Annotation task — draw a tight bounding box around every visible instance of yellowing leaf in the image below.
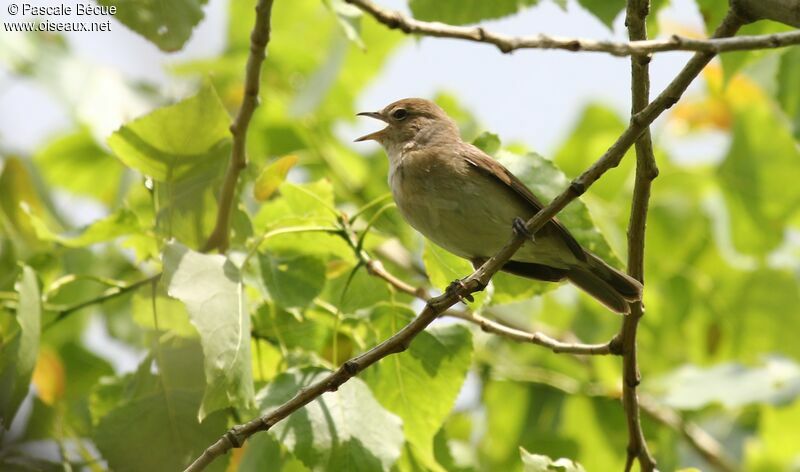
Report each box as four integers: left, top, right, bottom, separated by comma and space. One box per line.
253, 155, 299, 201
31, 347, 65, 405
669, 65, 764, 132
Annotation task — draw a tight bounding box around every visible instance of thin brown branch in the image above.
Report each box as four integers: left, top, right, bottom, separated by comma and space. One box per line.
446, 310, 614, 355
43, 274, 159, 330
185, 8, 747, 471
344, 0, 797, 57
203, 0, 276, 253
620, 0, 658, 470
639, 396, 737, 472
337, 214, 430, 299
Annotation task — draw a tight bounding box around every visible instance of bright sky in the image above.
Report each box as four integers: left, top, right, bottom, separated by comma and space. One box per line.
1, 0, 707, 156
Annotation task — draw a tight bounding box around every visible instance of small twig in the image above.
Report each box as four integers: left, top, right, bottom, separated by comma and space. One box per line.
639, 396, 737, 472
337, 214, 429, 299
446, 310, 613, 355
344, 0, 798, 57
203, 0, 276, 253
43, 275, 159, 330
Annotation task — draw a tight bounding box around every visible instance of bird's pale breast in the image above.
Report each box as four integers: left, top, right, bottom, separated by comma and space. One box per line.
389, 148, 574, 268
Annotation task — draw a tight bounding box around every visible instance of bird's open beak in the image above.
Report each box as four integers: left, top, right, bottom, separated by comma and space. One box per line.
355, 111, 388, 142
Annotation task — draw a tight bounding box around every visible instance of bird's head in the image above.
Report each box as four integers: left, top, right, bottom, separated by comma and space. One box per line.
355, 98, 460, 149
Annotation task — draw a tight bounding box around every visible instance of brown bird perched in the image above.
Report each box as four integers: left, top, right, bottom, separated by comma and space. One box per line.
355, 98, 642, 314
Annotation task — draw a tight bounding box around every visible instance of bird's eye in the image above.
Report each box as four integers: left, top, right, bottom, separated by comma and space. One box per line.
391, 108, 408, 120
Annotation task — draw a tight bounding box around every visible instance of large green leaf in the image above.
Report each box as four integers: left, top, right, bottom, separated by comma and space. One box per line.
163, 243, 255, 419
362, 305, 472, 464
108, 82, 229, 182
91, 339, 228, 472
257, 367, 404, 471
108, 82, 231, 248
409, 0, 540, 25
0, 266, 40, 428
98, 0, 209, 52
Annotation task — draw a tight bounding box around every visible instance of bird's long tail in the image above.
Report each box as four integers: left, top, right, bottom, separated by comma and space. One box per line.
566, 252, 642, 314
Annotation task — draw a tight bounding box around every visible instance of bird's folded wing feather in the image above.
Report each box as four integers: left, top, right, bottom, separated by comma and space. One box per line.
459, 144, 586, 262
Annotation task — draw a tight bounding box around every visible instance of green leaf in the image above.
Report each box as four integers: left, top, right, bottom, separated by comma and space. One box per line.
777, 48, 800, 140
259, 252, 327, 310
131, 285, 197, 338
717, 97, 800, 255
254, 180, 338, 232
0, 158, 48, 254
576, 0, 624, 28
746, 400, 800, 469
409, 0, 540, 25
254, 304, 329, 352
472, 132, 501, 155
650, 357, 800, 410
108, 81, 231, 248
254, 155, 300, 201
0, 266, 40, 428
163, 242, 255, 419
91, 339, 228, 472
33, 129, 125, 204
97, 0, 209, 52
520, 447, 586, 472
27, 208, 141, 248
257, 367, 404, 471
423, 242, 487, 307
108, 81, 230, 182
362, 305, 473, 465
496, 150, 621, 266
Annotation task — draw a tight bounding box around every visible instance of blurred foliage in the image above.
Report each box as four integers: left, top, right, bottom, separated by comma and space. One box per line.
1, 0, 800, 471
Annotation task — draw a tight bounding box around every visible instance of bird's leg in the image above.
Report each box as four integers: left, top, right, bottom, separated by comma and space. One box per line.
445, 279, 475, 303
513, 217, 535, 242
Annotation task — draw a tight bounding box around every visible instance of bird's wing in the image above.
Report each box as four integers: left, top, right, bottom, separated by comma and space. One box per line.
459, 144, 586, 262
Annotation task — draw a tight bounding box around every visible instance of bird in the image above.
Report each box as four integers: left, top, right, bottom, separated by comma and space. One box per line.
355, 98, 642, 314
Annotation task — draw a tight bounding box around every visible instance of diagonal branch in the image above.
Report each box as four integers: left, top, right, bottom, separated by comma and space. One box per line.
203, 0, 276, 253
185, 8, 747, 472
619, 0, 659, 470
337, 214, 612, 354
344, 0, 800, 57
